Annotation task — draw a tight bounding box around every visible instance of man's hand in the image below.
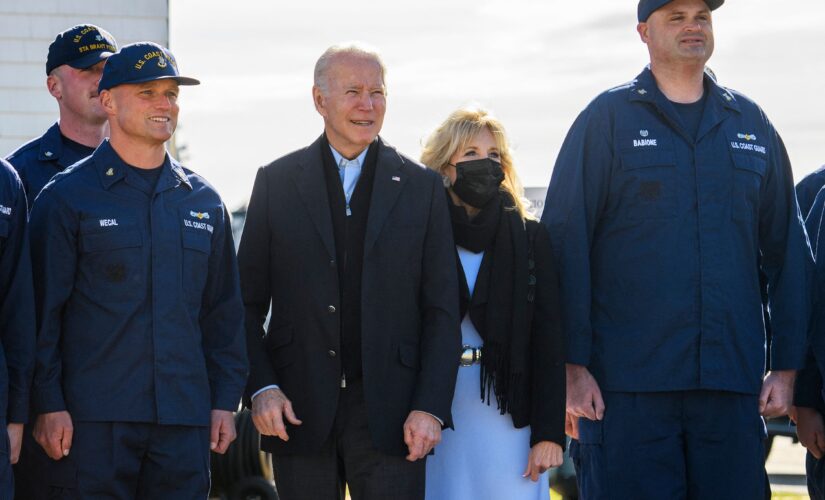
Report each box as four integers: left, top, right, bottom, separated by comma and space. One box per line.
7, 423, 23, 464
566, 364, 605, 421
250, 388, 302, 441
565, 412, 580, 439
210, 410, 237, 454
33, 411, 73, 460
523, 441, 563, 481
403, 411, 441, 462
795, 406, 825, 459
759, 370, 796, 418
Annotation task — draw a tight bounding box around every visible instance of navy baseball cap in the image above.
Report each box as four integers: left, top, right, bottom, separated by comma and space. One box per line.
638, 0, 724, 22
46, 24, 117, 75
98, 42, 200, 92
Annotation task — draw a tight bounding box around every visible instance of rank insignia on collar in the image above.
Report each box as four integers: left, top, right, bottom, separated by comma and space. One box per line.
637, 89, 647, 95
172, 164, 186, 179
105, 168, 114, 176
44, 151, 53, 157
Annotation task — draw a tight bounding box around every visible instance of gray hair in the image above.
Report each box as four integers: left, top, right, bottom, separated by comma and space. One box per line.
313, 42, 387, 94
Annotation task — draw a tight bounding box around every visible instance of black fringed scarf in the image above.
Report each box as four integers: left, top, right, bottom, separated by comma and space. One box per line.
449, 190, 532, 416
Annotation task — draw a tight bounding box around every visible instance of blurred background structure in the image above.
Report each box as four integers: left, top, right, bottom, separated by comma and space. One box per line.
0, 0, 169, 156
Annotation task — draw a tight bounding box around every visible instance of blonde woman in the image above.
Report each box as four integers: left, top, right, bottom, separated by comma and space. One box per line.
421, 107, 565, 500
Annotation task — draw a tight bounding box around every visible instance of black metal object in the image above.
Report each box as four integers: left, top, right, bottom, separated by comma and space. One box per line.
210, 409, 278, 500
765, 415, 797, 458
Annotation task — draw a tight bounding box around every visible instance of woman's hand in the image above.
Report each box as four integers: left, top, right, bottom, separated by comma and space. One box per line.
523, 440, 563, 481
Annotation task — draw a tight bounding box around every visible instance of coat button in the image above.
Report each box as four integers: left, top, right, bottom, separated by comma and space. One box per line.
329, 259, 336, 267
328, 305, 336, 313
328, 350, 337, 357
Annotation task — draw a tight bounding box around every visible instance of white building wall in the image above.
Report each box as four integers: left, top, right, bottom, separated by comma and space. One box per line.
0, 0, 168, 156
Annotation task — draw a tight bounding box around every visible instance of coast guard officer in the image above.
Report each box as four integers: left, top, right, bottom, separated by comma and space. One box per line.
6, 24, 117, 500
6, 24, 117, 206
542, 0, 810, 498
29, 42, 248, 498
793, 178, 825, 500
0, 159, 36, 497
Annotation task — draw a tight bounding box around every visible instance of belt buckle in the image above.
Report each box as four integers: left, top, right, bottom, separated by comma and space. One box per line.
460, 345, 481, 366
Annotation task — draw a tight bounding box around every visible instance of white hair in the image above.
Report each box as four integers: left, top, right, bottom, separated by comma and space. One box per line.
313, 42, 387, 94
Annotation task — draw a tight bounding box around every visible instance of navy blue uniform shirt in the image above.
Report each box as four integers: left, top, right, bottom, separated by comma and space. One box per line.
6, 123, 95, 208
0, 159, 35, 424
795, 183, 825, 411
792, 171, 825, 411
29, 140, 248, 425
542, 67, 810, 395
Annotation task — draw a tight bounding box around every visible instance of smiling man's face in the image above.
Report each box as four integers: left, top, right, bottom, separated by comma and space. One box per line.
313, 53, 386, 159
104, 79, 180, 146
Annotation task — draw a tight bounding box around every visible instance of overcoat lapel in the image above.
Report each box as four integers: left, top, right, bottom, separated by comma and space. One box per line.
292, 136, 336, 259
365, 138, 408, 252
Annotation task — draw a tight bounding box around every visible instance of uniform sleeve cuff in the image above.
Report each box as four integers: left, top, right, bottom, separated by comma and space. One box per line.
566, 346, 591, 366
6, 394, 29, 424
33, 386, 66, 415
770, 348, 807, 371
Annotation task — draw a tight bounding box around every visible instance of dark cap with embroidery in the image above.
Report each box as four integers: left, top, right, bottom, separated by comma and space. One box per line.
638, 0, 724, 22
46, 24, 117, 75
98, 42, 200, 92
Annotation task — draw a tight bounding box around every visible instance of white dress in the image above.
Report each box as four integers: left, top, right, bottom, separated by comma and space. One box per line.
425, 247, 549, 500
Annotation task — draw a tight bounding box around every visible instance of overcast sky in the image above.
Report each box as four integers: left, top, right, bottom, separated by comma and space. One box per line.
168, 0, 825, 210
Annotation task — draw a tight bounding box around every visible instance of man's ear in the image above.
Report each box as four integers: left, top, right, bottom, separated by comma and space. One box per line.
100, 89, 115, 116
312, 85, 327, 117
47, 73, 61, 99
637, 22, 649, 43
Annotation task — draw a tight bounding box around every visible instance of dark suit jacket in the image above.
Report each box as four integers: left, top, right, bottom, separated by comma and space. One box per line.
238, 135, 461, 456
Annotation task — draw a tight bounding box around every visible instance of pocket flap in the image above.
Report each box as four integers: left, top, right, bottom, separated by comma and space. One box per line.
265, 324, 294, 350
80, 216, 140, 252
182, 229, 211, 254
398, 342, 419, 369
620, 149, 676, 171
81, 229, 141, 252
731, 153, 767, 177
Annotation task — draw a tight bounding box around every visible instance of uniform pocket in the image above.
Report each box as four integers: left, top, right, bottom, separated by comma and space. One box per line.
577, 417, 604, 444
265, 324, 295, 369
181, 228, 211, 304
618, 149, 678, 220
398, 342, 420, 370
78, 216, 143, 301
730, 152, 767, 223
573, 418, 607, 499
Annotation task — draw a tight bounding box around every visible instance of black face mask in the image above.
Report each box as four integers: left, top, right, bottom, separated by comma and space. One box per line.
451, 158, 505, 208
